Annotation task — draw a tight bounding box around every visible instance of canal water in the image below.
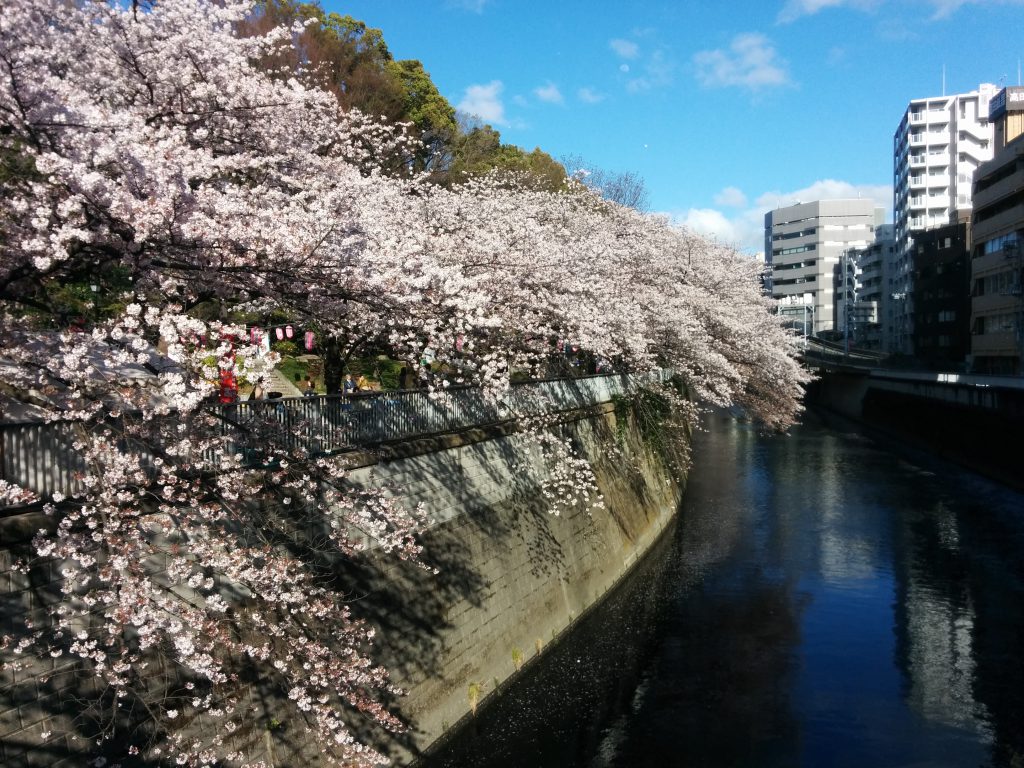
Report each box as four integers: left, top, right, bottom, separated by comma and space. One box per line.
422, 409, 1024, 768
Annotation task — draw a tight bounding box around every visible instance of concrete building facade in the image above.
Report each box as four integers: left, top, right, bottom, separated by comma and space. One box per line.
846, 224, 895, 351
765, 199, 884, 338
912, 220, 972, 369
970, 86, 1024, 374
891, 83, 999, 354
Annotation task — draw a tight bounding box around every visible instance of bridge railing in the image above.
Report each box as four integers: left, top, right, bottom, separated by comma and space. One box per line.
2, 371, 669, 508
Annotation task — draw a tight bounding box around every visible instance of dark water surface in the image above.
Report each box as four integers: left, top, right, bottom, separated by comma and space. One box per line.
422, 410, 1024, 768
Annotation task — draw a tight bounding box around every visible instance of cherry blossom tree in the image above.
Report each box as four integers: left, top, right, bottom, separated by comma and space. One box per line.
0, 0, 809, 765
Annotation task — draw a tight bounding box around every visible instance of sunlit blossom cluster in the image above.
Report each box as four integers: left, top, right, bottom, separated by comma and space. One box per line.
0, 0, 810, 765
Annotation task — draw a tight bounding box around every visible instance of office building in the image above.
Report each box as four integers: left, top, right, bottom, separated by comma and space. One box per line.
765, 200, 884, 338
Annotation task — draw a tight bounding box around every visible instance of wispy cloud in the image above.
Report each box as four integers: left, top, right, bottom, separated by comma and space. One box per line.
457, 80, 506, 125
534, 82, 564, 104
693, 33, 791, 91
876, 17, 918, 39
777, 0, 1023, 23
826, 46, 848, 66
626, 49, 675, 93
777, 0, 880, 23
671, 179, 892, 253
926, 0, 1024, 18
577, 86, 605, 104
444, 0, 489, 12
609, 38, 640, 59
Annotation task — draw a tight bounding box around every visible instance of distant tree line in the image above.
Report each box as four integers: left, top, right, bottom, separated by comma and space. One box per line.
241, 0, 642, 199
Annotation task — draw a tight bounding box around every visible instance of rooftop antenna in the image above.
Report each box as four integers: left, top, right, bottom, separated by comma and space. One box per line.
1018, 58, 1021, 85
942, 64, 946, 96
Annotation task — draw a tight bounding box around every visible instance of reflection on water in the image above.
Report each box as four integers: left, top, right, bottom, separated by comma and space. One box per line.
422, 410, 1024, 768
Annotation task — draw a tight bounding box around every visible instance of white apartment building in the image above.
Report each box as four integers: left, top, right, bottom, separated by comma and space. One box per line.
891, 83, 999, 354
764, 200, 885, 338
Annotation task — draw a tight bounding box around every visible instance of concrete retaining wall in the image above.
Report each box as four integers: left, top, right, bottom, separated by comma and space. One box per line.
0, 399, 687, 766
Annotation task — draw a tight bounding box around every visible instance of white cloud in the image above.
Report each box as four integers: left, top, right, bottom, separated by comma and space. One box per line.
673, 205, 774, 255
534, 82, 564, 104
714, 186, 748, 208
609, 38, 640, 59
676, 208, 750, 247
693, 33, 791, 91
670, 179, 892, 254
755, 179, 892, 212
577, 87, 605, 104
457, 80, 506, 125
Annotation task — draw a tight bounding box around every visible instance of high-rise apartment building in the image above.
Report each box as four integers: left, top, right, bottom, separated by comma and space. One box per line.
891, 83, 999, 354
764, 200, 884, 338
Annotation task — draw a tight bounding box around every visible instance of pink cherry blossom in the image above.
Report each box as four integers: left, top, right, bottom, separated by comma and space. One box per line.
0, 0, 809, 765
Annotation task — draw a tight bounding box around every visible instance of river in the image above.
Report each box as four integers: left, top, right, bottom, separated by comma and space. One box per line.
421, 409, 1024, 768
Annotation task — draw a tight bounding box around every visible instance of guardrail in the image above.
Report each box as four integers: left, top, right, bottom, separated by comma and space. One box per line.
2, 371, 668, 508
801, 339, 889, 368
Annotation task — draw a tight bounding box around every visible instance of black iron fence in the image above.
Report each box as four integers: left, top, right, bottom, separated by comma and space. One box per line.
2, 372, 668, 508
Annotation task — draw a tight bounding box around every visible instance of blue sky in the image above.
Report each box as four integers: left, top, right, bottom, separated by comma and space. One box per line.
324, 0, 1024, 253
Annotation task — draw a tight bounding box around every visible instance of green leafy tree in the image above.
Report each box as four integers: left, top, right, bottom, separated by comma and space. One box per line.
387, 59, 458, 172
449, 116, 566, 191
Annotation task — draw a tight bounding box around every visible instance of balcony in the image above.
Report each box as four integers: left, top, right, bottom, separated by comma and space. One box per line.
971, 330, 1019, 356
973, 163, 1024, 211
972, 292, 1021, 314
909, 176, 926, 189
957, 143, 993, 165
974, 203, 1024, 239
970, 247, 1019, 278
957, 121, 990, 143
909, 155, 926, 168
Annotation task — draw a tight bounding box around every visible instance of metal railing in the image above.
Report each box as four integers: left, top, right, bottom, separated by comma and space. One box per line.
2, 372, 667, 508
